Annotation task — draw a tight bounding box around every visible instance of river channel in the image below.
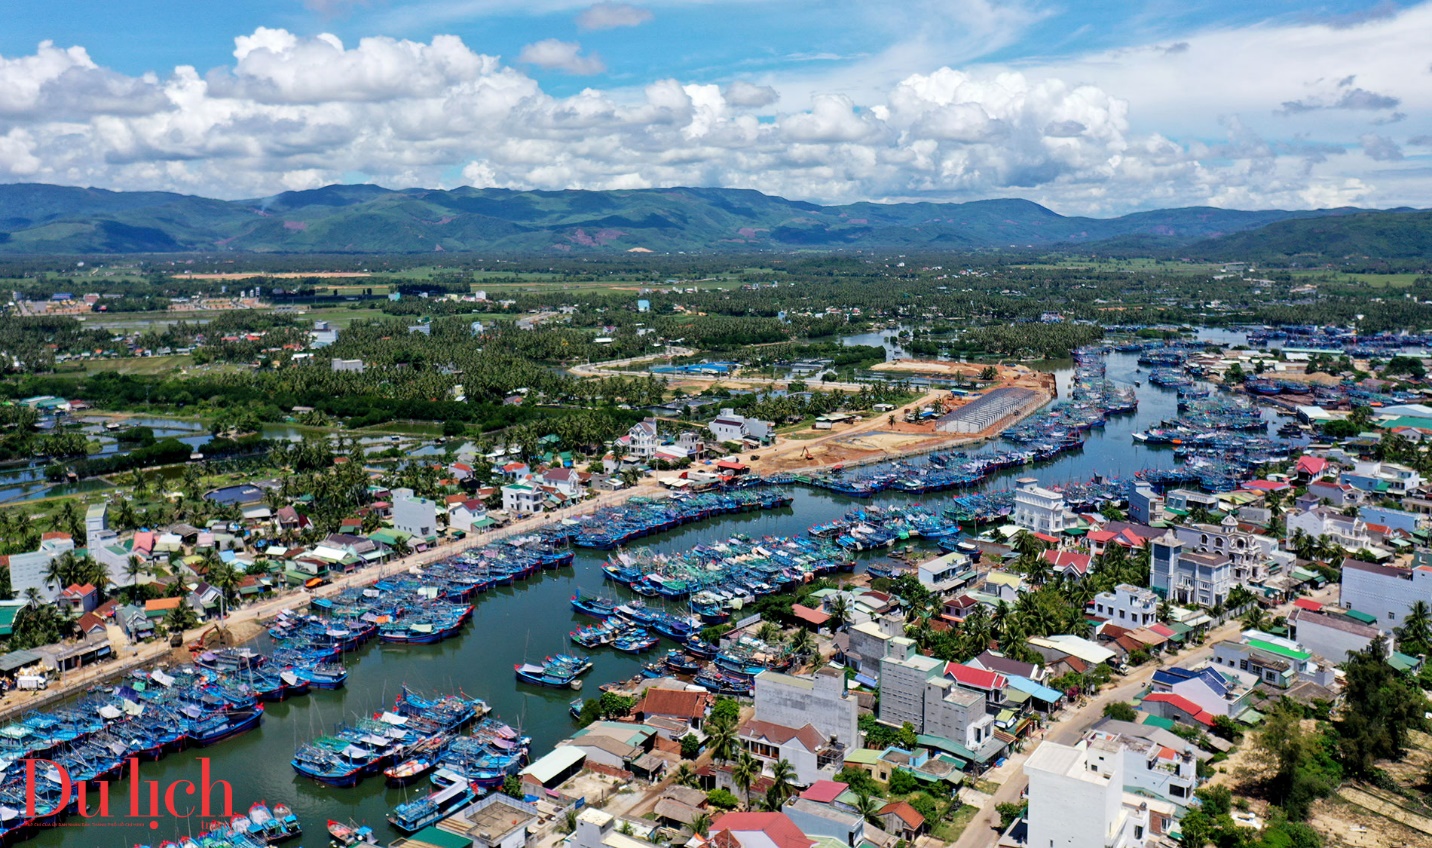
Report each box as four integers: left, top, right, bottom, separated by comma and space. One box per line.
31, 336, 1261, 846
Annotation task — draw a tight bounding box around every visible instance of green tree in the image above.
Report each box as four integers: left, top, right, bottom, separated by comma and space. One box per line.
733, 751, 759, 808
706, 713, 738, 764
1335, 641, 1428, 779
853, 793, 884, 827
1102, 702, 1139, 722
767, 759, 796, 808
680, 735, 701, 759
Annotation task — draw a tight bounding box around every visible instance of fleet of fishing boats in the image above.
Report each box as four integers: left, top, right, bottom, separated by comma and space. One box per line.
35, 335, 1344, 846
0, 634, 354, 845
131, 800, 301, 848
288, 685, 529, 834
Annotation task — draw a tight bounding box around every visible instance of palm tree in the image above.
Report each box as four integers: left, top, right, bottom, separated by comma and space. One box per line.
690, 813, 712, 838
1241, 606, 1268, 632
827, 594, 850, 631
124, 555, 146, 600
706, 715, 738, 765
732, 751, 759, 809
789, 628, 815, 662
1398, 601, 1432, 654
852, 792, 883, 827
768, 759, 796, 808
23, 587, 43, 608
1025, 554, 1052, 587
673, 763, 699, 788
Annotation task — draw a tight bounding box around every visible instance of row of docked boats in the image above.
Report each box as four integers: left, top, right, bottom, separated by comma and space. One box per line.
599, 533, 853, 608
514, 653, 594, 689
290, 686, 487, 788
569, 593, 789, 696
387, 717, 529, 833
809, 503, 960, 550
129, 800, 300, 848
286, 685, 530, 835
547, 485, 796, 549
0, 640, 355, 845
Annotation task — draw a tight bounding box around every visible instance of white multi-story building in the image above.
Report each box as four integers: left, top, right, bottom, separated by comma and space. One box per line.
1340, 559, 1432, 628
622, 419, 660, 459
1013, 478, 1070, 535
1151, 531, 1233, 608
916, 551, 973, 595
708, 409, 774, 444
753, 668, 859, 750
1085, 729, 1200, 806
391, 488, 438, 539
2, 533, 76, 601
1025, 739, 1148, 848
1174, 515, 1275, 584
502, 481, 544, 515
1285, 507, 1370, 552
1093, 584, 1159, 628
1341, 461, 1422, 497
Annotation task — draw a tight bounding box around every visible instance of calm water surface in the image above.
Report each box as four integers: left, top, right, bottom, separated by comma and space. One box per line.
35, 341, 1253, 846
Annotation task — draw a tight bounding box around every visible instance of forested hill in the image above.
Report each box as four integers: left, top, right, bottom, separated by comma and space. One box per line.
0, 182, 1402, 255
1179, 209, 1432, 265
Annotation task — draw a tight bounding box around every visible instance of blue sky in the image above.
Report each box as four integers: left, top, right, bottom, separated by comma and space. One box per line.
0, 0, 1427, 212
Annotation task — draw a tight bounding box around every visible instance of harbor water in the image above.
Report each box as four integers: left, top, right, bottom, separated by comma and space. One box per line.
31, 342, 1244, 846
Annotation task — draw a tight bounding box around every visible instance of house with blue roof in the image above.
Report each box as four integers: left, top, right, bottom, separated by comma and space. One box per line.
1149, 665, 1254, 719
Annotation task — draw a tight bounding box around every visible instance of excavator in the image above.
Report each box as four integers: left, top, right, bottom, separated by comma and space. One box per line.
185, 622, 233, 651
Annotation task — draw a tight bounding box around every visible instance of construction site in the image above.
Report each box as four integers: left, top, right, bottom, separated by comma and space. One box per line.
744, 362, 1056, 475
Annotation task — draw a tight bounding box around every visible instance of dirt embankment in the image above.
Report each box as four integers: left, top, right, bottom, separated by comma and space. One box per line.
746, 364, 1055, 474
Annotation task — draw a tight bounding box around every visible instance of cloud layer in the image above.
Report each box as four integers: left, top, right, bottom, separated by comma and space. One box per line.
0, 2, 1428, 214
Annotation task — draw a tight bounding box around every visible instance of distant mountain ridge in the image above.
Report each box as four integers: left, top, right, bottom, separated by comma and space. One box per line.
0, 182, 1410, 255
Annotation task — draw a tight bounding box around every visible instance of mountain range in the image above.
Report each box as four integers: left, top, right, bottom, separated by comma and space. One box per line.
0, 182, 1420, 258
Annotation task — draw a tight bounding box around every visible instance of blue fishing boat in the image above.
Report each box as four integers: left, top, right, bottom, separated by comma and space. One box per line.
571, 592, 617, 618
387, 779, 475, 833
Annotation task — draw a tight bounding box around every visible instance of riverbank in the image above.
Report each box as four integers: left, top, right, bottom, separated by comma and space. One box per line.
0, 482, 646, 722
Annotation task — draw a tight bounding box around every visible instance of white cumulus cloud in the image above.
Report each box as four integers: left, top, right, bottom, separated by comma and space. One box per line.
516, 39, 605, 75
0, 19, 1427, 214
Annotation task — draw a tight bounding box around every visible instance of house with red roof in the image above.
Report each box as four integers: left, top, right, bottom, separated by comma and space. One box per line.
1140, 692, 1216, 727
1294, 455, 1330, 481
1042, 549, 1091, 579
708, 812, 815, 848
877, 801, 926, 840
941, 662, 1008, 706
75, 611, 107, 638
633, 688, 712, 734
739, 719, 844, 786
796, 780, 847, 805
58, 583, 98, 614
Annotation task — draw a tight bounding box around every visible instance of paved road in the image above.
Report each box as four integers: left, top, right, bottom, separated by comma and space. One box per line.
951, 585, 1342, 848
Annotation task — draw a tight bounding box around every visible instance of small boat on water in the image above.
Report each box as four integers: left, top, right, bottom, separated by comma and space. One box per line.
247, 801, 302, 843
384, 756, 435, 786
514, 661, 583, 689
571, 592, 617, 619
328, 819, 380, 846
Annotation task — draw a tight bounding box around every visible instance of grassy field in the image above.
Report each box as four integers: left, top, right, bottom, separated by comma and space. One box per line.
1288, 271, 1422, 288
54, 354, 198, 376
1013, 258, 1225, 275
